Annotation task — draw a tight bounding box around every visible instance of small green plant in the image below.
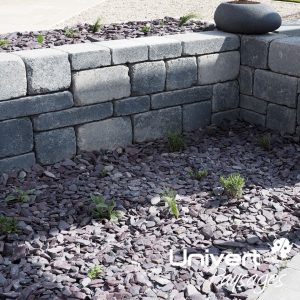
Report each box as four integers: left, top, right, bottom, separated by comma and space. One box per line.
189, 169, 208, 181
99, 170, 109, 178
168, 132, 185, 152
220, 173, 245, 198
64, 28, 76, 38
91, 195, 124, 222
179, 13, 198, 27
161, 190, 179, 219
0, 216, 18, 234
0, 39, 9, 47
87, 265, 103, 279
258, 134, 272, 151
141, 24, 151, 34
90, 17, 102, 33
36, 34, 44, 44
5, 188, 34, 203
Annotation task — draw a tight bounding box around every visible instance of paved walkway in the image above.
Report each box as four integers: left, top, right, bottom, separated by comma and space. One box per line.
259, 253, 300, 300
1, 0, 300, 34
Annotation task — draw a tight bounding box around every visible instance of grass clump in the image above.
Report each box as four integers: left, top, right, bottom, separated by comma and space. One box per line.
36, 34, 44, 44
141, 24, 151, 34
161, 190, 179, 219
0, 39, 9, 47
179, 13, 198, 26
220, 173, 245, 198
99, 170, 109, 178
189, 169, 208, 181
64, 28, 76, 38
90, 17, 102, 33
168, 132, 185, 152
88, 265, 103, 279
91, 195, 124, 222
258, 133, 272, 151
0, 216, 18, 234
6, 188, 34, 203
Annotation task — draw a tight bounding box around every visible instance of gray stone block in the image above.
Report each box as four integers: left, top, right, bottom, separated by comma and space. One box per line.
0, 91, 73, 121
296, 126, 300, 136
253, 70, 298, 108
212, 109, 240, 125
241, 34, 285, 69
136, 36, 182, 60
170, 31, 239, 56
16, 49, 71, 95
133, 107, 182, 143
166, 57, 197, 91
239, 66, 254, 95
297, 96, 300, 125
298, 79, 300, 93
0, 118, 33, 158
269, 37, 300, 77
35, 128, 76, 165
0, 53, 27, 101
0, 153, 35, 174
33, 102, 113, 131
240, 109, 266, 127
212, 81, 239, 112
151, 86, 212, 109
183, 101, 211, 132
55, 43, 111, 70
198, 51, 240, 85
99, 39, 148, 64
114, 96, 150, 116
266, 104, 296, 134
73, 66, 131, 106
130, 61, 166, 95
77, 117, 132, 151
240, 94, 267, 114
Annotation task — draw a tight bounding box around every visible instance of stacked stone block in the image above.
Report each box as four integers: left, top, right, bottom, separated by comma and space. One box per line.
0, 31, 241, 173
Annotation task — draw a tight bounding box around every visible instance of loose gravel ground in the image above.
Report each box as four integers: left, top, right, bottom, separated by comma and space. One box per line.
0, 122, 299, 299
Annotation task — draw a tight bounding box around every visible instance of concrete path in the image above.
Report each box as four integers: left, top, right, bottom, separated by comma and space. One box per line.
259, 254, 300, 300
0, 0, 104, 33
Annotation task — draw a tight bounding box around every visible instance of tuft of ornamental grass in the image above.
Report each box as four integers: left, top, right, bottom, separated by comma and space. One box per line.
141, 23, 151, 34
168, 132, 185, 152
0, 39, 9, 47
179, 13, 198, 27
90, 17, 102, 33
36, 34, 44, 44
189, 169, 208, 181
64, 28, 76, 38
220, 173, 245, 198
0, 216, 18, 234
6, 188, 34, 203
258, 133, 272, 151
161, 190, 179, 219
87, 265, 103, 279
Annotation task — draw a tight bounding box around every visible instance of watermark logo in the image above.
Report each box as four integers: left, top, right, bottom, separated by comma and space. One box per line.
271, 238, 292, 259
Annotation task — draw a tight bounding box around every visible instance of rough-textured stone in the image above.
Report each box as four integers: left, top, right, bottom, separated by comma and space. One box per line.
212, 81, 239, 112
212, 109, 240, 125
136, 36, 182, 60
114, 96, 150, 116
170, 31, 240, 55
133, 107, 182, 143
198, 51, 240, 85
151, 86, 212, 109
0, 153, 35, 174
253, 70, 298, 108
73, 66, 131, 105
241, 34, 285, 69
56, 43, 111, 70
298, 96, 300, 125
166, 57, 197, 90
269, 37, 300, 77
0, 118, 33, 158
266, 104, 296, 134
35, 128, 76, 165
0, 91, 73, 121
33, 102, 112, 131
0, 53, 27, 101
183, 101, 211, 131
99, 39, 148, 64
240, 94, 267, 114
77, 117, 132, 151
16, 49, 71, 95
130, 61, 166, 95
239, 66, 254, 95
240, 109, 266, 127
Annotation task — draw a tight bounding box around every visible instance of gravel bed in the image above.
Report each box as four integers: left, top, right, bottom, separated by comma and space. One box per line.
0, 122, 299, 300
0, 17, 214, 53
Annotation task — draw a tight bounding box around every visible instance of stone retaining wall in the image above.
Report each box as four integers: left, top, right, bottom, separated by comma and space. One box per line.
1, 30, 300, 173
